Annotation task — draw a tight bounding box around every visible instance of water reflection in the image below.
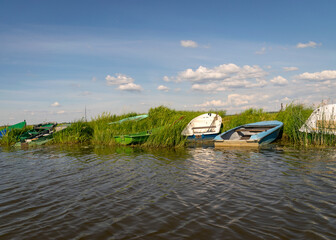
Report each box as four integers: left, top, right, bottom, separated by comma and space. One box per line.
0, 144, 335, 239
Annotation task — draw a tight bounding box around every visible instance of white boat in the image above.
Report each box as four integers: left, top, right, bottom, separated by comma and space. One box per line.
181, 113, 222, 140
299, 104, 336, 135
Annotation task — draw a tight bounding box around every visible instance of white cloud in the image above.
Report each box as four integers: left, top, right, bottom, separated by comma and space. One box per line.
192, 83, 226, 92
175, 64, 266, 91
296, 70, 336, 81
296, 41, 321, 48
106, 74, 134, 85
51, 101, 60, 107
157, 85, 169, 92
196, 99, 227, 107
270, 76, 288, 86
106, 73, 143, 92
164, 63, 268, 92
117, 82, 143, 92
196, 94, 270, 108
180, 40, 198, 48
283, 67, 298, 72
57, 110, 65, 114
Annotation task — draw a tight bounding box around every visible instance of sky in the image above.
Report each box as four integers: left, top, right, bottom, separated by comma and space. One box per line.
1, 0, 336, 124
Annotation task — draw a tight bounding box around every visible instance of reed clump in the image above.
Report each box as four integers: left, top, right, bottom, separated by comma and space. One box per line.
53, 121, 93, 144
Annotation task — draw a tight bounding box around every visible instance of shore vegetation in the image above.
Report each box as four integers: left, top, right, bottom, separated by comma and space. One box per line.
1, 104, 336, 148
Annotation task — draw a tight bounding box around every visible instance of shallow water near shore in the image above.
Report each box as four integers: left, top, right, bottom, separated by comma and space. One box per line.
0, 144, 335, 239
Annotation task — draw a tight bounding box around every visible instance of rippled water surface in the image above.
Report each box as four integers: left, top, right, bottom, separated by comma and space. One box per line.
0, 145, 335, 239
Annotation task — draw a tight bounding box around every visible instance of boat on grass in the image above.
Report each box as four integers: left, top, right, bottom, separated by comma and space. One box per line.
299, 104, 336, 135
109, 114, 148, 124
214, 120, 283, 147
0, 120, 26, 138
114, 128, 160, 145
15, 122, 57, 147
181, 113, 222, 141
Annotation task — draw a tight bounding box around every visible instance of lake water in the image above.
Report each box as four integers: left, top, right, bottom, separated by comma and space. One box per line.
0, 144, 335, 239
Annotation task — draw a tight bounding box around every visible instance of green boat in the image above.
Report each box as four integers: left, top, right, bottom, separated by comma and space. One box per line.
114, 128, 161, 145
15, 122, 56, 147
114, 130, 151, 145
109, 114, 148, 124
0, 120, 26, 138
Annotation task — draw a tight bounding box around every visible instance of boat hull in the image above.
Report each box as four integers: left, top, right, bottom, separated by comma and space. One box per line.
187, 133, 218, 141
114, 134, 150, 145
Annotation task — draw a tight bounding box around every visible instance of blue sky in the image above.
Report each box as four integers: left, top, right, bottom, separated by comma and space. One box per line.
1, 0, 336, 124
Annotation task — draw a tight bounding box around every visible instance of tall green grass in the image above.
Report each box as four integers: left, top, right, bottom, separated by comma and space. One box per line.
52, 121, 93, 144
2, 104, 336, 148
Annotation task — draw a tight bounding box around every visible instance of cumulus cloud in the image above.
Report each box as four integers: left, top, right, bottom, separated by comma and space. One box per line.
196, 99, 227, 107
57, 110, 65, 114
51, 102, 60, 107
180, 40, 198, 48
164, 64, 267, 83
157, 85, 169, 92
106, 74, 134, 85
283, 67, 298, 72
270, 76, 288, 86
163, 63, 268, 92
296, 41, 321, 48
196, 94, 270, 108
163, 63, 268, 91
117, 82, 143, 92
296, 70, 336, 81
106, 73, 143, 92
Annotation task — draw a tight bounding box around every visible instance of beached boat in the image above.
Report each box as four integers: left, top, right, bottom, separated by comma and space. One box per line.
114, 130, 151, 145
299, 104, 336, 135
15, 122, 57, 147
214, 120, 283, 147
114, 128, 160, 145
181, 113, 222, 140
0, 120, 26, 138
109, 114, 148, 124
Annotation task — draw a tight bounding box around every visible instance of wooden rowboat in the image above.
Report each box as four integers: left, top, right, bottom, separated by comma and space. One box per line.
214, 121, 283, 147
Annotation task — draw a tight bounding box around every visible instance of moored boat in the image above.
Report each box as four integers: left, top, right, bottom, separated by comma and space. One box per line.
214, 120, 283, 147
0, 120, 26, 138
181, 113, 222, 140
114, 128, 161, 145
114, 130, 151, 145
109, 114, 148, 124
299, 104, 336, 135
15, 122, 57, 147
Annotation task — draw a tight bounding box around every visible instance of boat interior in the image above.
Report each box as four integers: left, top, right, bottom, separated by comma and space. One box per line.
221, 125, 276, 140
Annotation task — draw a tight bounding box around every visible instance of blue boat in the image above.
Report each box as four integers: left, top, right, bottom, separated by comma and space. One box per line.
214, 120, 283, 147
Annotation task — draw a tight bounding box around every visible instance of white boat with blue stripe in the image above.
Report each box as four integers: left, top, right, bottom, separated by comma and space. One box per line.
182, 113, 222, 141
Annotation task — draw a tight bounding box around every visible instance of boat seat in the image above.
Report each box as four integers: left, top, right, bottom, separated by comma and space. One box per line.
192, 126, 216, 129
236, 128, 267, 132
240, 136, 251, 140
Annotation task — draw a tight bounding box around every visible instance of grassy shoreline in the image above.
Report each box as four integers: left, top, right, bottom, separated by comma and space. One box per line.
1, 104, 336, 148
